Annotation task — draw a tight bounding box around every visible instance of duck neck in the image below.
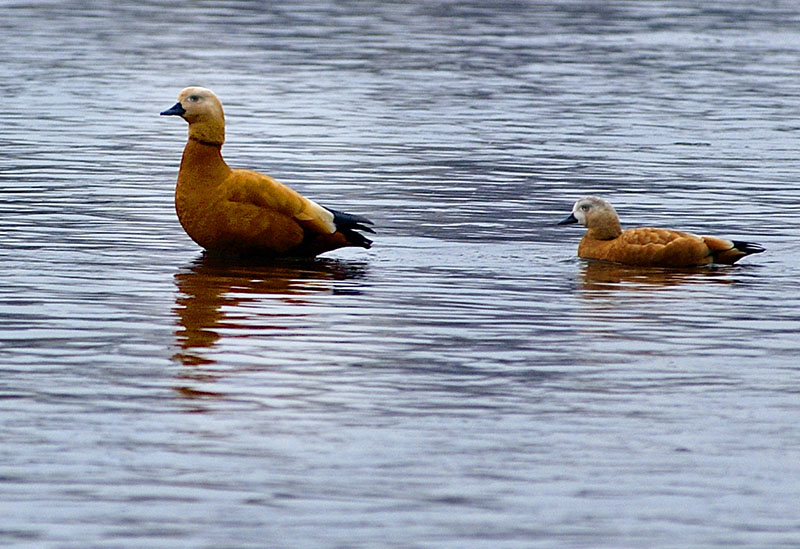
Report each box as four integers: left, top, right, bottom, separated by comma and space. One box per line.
187, 118, 225, 146
586, 220, 622, 240
178, 138, 231, 187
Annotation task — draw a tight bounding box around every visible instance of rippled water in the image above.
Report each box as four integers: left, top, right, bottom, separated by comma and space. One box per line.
2, 1, 800, 547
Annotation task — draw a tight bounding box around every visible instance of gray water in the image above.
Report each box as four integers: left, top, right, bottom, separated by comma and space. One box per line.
2, 1, 800, 547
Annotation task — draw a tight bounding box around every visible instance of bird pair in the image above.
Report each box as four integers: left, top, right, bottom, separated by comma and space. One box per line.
162, 87, 764, 267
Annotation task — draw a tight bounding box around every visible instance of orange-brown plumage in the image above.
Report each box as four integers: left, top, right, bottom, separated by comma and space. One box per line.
559, 196, 764, 267
161, 87, 373, 257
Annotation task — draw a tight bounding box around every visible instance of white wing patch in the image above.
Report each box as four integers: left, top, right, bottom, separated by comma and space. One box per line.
296, 197, 336, 234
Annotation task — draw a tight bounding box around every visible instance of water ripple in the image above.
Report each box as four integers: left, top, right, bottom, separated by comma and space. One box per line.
3, 1, 800, 547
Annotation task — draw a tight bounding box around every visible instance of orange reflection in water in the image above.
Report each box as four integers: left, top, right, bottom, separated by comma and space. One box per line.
171, 253, 368, 396
578, 260, 735, 292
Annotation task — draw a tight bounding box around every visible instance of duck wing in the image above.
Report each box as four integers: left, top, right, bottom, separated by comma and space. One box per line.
224, 169, 337, 235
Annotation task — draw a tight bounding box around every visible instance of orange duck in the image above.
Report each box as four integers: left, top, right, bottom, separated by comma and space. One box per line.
558, 196, 764, 267
161, 87, 374, 257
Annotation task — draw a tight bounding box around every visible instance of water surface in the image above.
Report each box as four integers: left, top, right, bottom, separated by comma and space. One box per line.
2, 1, 800, 547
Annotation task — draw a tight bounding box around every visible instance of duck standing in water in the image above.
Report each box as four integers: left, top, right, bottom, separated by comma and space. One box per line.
161, 87, 374, 257
558, 196, 764, 267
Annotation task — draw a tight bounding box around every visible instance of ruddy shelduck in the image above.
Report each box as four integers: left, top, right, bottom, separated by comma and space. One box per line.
558, 196, 764, 267
161, 87, 374, 257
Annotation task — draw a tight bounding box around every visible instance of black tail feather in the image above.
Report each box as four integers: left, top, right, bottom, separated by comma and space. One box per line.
328, 208, 375, 233
328, 208, 375, 249
732, 240, 766, 255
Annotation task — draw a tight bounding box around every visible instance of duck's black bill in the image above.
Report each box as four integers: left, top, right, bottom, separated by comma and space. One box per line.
160, 102, 186, 116
558, 213, 578, 225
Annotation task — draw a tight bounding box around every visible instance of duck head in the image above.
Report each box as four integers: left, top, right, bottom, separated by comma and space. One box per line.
161, 87, 225, 145
559, 196, 622, 240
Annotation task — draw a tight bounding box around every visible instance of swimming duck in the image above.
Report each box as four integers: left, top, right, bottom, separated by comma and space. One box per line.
161, 87, 374, 257
558, 196, 764, 267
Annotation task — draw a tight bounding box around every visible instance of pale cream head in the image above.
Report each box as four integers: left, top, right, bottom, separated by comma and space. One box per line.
169, 87, 226, 144
570, 196, 622, 240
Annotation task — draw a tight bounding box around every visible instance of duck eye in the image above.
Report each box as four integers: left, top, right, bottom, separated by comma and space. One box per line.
188, 95, 201, 102
580, 204, 590, 211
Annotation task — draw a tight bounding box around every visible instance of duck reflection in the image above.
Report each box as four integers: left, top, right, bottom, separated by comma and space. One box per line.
578, 260, 734, 292
172, 253, 368, 377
